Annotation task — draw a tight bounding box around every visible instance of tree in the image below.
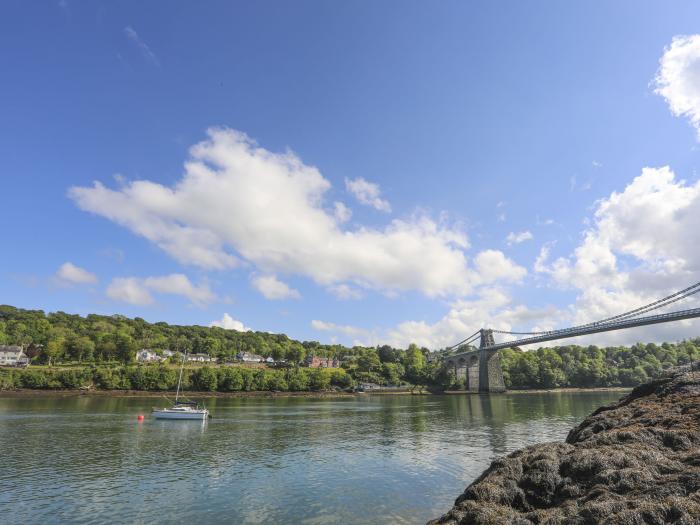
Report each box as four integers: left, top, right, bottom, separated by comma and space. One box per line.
44, 337, 66, 366
287, 342, 306, 364
67, 336, 95, 362
114, 332, 137, 364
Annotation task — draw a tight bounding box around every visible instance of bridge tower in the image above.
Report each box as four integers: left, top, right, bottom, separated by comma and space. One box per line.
478, 329, 506, 393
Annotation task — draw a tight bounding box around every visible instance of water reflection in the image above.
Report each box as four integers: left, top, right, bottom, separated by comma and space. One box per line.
0, 391, 623, 525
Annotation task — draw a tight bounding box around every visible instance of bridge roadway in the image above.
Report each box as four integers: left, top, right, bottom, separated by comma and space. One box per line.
482, 307, 700, 352
444, 307, 700, 393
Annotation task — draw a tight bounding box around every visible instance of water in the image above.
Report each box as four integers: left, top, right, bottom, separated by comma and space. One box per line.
0, 391, 623, 524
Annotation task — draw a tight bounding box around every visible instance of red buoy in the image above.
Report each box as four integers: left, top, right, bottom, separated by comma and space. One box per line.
137, 415, 145, 421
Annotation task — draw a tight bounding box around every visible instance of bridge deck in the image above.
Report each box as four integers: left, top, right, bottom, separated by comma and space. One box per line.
451, 307, 700, 357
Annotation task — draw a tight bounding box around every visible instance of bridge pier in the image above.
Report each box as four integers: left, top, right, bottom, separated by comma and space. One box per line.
478, 349, 506, 393
478, 330, 506, 393
444, 331, 506, 393
466, 354, 479, 392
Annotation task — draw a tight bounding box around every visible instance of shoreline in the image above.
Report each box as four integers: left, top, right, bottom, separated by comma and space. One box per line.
0, 386, 631, 398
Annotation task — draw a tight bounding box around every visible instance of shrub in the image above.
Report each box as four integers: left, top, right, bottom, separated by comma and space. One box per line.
286, 368, 309, 391
217, 367, 244, 391
309, 369, 331, 391
192, 366, 218, 391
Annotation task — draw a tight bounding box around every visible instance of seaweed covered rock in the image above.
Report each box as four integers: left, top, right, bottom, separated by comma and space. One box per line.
428, 367, 700, 524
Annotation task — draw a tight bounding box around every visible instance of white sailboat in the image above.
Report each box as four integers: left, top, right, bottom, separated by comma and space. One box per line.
152, 351, 210, 420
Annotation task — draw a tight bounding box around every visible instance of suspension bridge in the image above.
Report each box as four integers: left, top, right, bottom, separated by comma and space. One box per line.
443, 281, 700, 393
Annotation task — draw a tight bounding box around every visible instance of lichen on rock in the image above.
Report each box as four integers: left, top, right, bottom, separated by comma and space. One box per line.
428, 366, 700, 525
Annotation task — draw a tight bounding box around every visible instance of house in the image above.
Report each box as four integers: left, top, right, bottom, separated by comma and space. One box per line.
187, 353, 214, 363
161, 349, 174, 359
237, 352, 264, 363
0, 345, 29, 367
304, 355, 340, 368
136, 349, 160, 363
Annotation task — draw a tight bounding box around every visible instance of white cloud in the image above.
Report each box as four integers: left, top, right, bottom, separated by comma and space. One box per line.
345, 177, 392, 212
311, 320, 372, 339
655, 34, 700, 140
333, 201, 352, 223
327, 283, 363, 300
251, 274, 301, 300
70, 128, 524, 298
124, 26, 160, 67
473, 250, 527, 284
106, 273, 215, 306
534, 243, 554, 273
497, 212, 506, 222
54, 262, 98, 285
506, 230, 533, 246
210, 313, 251, 332
372, 165, 700, 349
533, 165, 700, 344
143, 274, 216, 307
107, 277, 154, 306
384, 289, 564, 349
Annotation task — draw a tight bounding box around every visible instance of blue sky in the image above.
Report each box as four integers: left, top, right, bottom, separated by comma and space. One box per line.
3, 1, 700, 348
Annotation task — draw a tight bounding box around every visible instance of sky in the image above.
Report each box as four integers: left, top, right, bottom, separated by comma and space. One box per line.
3, 1, 700, 349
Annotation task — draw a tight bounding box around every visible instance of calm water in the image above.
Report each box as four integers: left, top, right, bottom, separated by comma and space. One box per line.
0, 391, 623, 524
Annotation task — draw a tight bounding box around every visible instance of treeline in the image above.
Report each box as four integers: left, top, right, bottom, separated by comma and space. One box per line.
2, 305, 699, 391
498, 341, 700, 389
0, 365, 352, 392
0, 305, 436, 389
0, 305, 423, 366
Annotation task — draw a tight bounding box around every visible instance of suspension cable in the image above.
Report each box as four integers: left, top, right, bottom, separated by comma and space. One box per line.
446, 330, 481, 351
490, 280, 700, 337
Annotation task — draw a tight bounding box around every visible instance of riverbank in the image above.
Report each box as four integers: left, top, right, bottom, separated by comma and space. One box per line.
428, 366, 700, 524
0, 388, 357, 398
0, 386, 633, 398
444, 386, 632, 395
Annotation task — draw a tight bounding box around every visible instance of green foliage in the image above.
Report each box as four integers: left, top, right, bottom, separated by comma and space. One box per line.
217, 367, 244, 391
499, 341, 700, 389
2, 304, 698, 392
191, 366, 218, 391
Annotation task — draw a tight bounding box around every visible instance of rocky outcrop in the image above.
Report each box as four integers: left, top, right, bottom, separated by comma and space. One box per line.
428, 366, 700, 524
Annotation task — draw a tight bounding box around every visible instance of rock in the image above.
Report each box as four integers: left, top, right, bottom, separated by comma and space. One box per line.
428, 367, 700, 525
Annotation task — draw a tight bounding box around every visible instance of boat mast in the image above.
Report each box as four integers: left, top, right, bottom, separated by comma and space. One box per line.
175, 350, 187, 403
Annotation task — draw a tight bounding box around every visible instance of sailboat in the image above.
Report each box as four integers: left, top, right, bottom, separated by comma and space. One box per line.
152, 351, 210, 420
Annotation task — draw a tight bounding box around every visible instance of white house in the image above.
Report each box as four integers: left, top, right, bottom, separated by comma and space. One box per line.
136, 349, 160, 363
187, 353, 214, 363
0, 345, 29, 367
162, 350, 174, 359
237, 352, 264, 363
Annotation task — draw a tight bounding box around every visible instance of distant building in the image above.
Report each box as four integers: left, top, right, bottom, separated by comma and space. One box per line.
0, 345, 29, 367
237, 352, 264, 363
304, 355, 340, 368
161, 350, 174, 359
187, 353, 214, 363
136, 349, 160, 363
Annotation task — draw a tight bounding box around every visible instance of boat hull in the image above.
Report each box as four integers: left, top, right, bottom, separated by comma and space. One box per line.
152, 409, 209, 420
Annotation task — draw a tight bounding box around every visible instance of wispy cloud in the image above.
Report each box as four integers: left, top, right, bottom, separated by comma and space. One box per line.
506, 230, 533, 246
345, 177, 391, 212
124, 26, 160, 67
